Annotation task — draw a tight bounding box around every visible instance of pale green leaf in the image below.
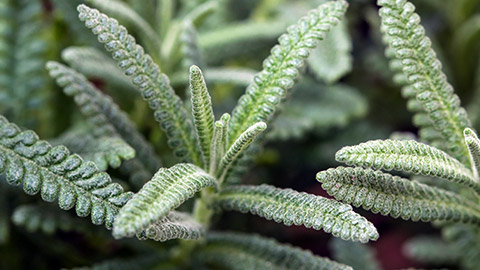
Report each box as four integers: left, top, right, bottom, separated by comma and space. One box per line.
317, 167, 480, 224
113, 163, 216, 238
213, 184, 378, 243
335, 139, 479, 193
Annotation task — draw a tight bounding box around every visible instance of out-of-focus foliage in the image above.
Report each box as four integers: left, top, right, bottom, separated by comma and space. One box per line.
0, 0, 479, 269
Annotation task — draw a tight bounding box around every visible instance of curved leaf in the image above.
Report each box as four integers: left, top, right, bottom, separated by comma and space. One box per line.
317, 167, 480, 224
77, 4, 202, 165
229, 0, 348, 144
378, 0, 472, 166
113, 163, 216, 238
335, 139, 478, 193
0, 115, 133, 229
213, 184, 378, 243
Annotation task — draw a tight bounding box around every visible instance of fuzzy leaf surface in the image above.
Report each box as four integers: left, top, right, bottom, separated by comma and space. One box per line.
113, 163, 216, 238
77, 4, 202, 165
335, 139, 478, 193
0, 115, 133, 229
378, 0, 472, 166
229, 0, 348, 144
317, 167, 480, 224
214, 184, 378, 243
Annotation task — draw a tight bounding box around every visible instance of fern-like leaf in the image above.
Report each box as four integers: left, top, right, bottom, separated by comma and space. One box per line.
217, 122, 266, 181
137, 211, 205, 242
228, 0, 347, 143
86, 0, 160, 61
47, 61, 161, 173
378, 0, 472, 166
317, 167, 480, 224
189, 65, 214, 168
113, 163, 216, 238
0, 115, 133, 229
403, 235, 459, 265
213, 184, 378, 243
335, 139, 479, 193
77, 4, 202, 165
329, 238, 381, 270
194, 231, 353, 270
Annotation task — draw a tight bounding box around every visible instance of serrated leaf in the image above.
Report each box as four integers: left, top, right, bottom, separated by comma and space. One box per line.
0, 115, 133, 229
307, 21, 352, 84
113, 163, 216, 238
194, 231, 352, 270
47, 61, 161, 174
317, 167, 480, 224
86, 0, 160, 61
229, 0, 348, 144
378, 0, 472, 166
77, 4, 202, 165
335, 139, 479, 193
213, 184, 378, 243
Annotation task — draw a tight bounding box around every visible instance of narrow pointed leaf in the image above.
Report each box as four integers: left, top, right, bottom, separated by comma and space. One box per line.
194, 232, 352, 270
229, 0, 348, 144
217, 122, 266, 180
335, 139, 479, 193
113, 163, 216, 238
189, 65, 214, 168
77, 4, 202, 165
317, 167, 480, 224
378, 0, 472, 166
209, 113, 230, 175
213, 184, 378, 243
